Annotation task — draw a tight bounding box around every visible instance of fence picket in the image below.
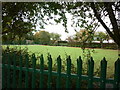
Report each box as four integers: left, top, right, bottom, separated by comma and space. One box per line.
66, 56, 71, 88
56, 55, 61, 88
18, 55, 22, 88
25, 54, 29, 88
76, 56, 82, 89
88, 57, 94, 88
113, 58, 120, 88
2, 53, 5, 88
100, 57, 107, 89
12, 53, 17, 88
39, 54, 44, 88
7, 53, 10, 88
2, 52, 120, 89
32, 54, 36, 88
47, 55, 52, 88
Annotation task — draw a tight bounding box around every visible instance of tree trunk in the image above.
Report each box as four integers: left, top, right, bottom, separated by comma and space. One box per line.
114, 37, 120, 49
100, 41, 103, 48
90, 2, 120, 48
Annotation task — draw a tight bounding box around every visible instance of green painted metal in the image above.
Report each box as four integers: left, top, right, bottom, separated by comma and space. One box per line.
66, 56, 71, 88
7, 53, 10, 88
2, 53, 5, 88
100, 57, 107, 89
76, 56, 82, 89
56, 55, 61, 88
47, 55, 52, 88
3, 63, 114, 83
88, 57, 94, 88
32, 54, 36, 88
18, 55, 22, 88
2, 53, 120, 89
25, 54, 29, 88
39, 54, 44, 88
113, 58, 120, 89
12, 53, 17, 88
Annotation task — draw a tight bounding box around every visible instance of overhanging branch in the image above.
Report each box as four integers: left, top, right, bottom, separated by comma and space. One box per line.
90, 2, 115, 40
104, 2, 119, 34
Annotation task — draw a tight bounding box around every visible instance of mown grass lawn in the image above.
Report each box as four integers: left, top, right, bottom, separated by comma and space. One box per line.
2, 45, 118, 78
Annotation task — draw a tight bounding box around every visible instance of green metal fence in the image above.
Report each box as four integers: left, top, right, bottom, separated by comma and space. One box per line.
2, 53, 120, 89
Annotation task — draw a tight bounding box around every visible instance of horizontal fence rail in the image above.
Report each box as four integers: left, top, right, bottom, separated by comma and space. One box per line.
2, 53, 120, 89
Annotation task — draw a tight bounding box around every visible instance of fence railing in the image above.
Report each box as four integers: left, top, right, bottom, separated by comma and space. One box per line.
2, 53, 120, 89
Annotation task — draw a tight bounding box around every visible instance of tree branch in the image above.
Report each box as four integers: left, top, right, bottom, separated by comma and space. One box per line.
104, 2, 119, 34
90, 2, 115, 40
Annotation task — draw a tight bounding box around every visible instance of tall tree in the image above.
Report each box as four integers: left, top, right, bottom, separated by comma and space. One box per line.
74, 29, 94, 43
95, 31, 107, 48
25, 32, 34, 40
90, 2, 120, 48
34, 30, 50, 45
50, 33, 61, 41
66, 36, 74, 42
49, 32, 61, 44
2, 2, 37, 43
105, 33, 112, 43
2, 2, 52, 43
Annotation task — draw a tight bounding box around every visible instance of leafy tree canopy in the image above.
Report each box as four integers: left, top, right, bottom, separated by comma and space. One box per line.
95, 31, 108, 43
34, 30, 50, 45
50, 32, 61, 41
2, 2, 120, 47
74, 29, 94, 43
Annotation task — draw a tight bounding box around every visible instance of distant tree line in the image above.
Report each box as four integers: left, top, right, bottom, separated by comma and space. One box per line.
34, 30, 61, 45
66, 29, 112, 48
2, 30, 61, 45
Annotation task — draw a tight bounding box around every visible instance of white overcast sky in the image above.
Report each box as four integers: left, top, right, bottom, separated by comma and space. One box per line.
35, 12, 112, 40
43, 23, 106, 40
